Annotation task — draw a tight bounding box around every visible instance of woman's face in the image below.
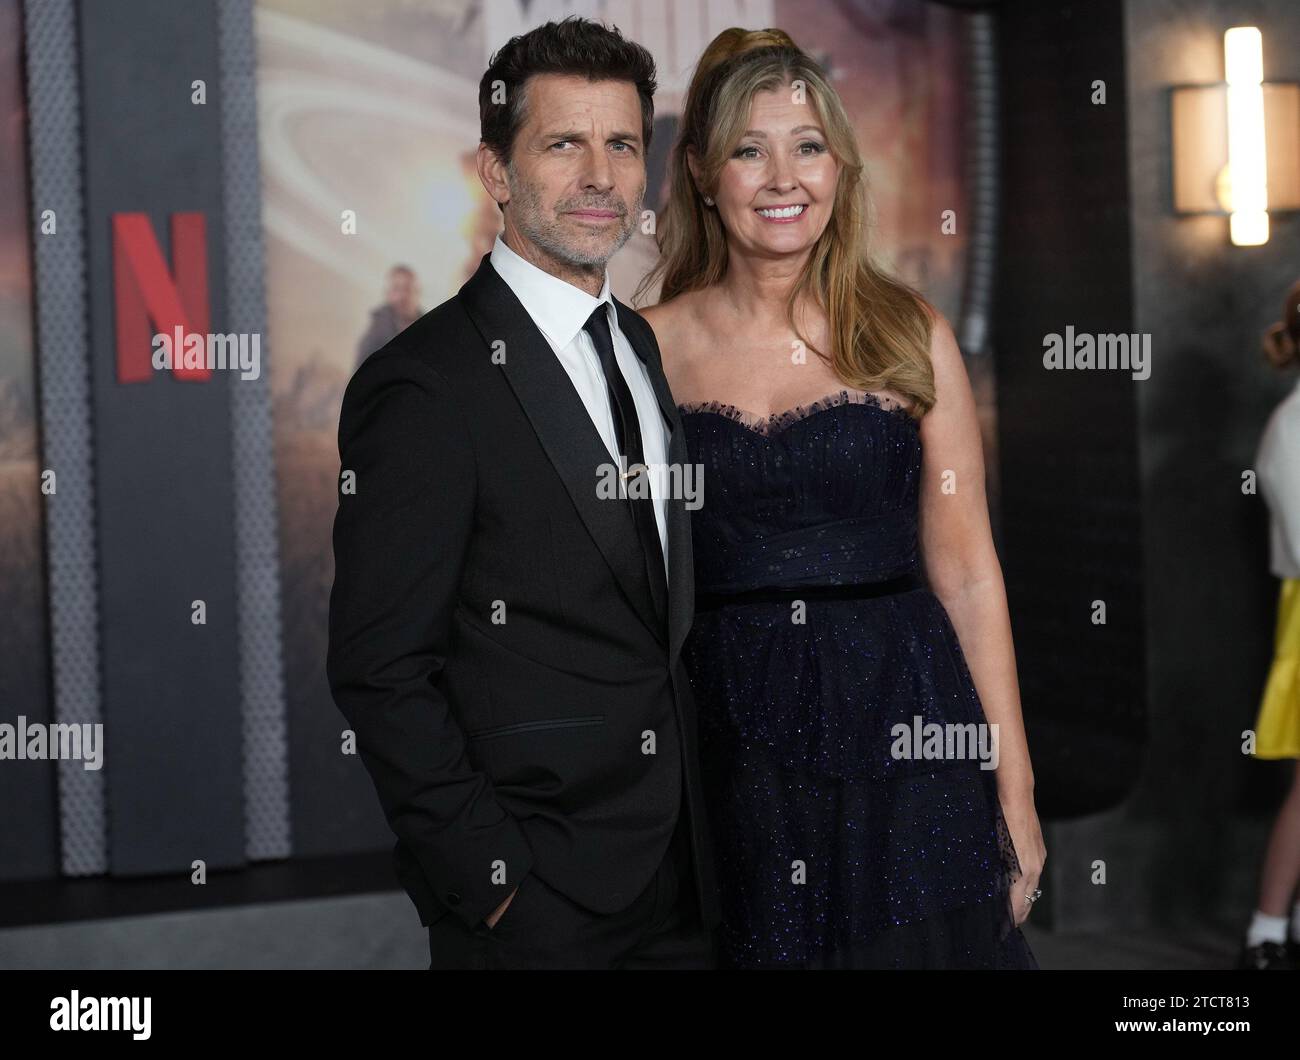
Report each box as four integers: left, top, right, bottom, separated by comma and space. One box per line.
709, 86, 839, 263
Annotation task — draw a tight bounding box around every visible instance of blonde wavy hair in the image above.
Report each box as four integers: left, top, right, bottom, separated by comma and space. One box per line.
634, 27, 936, 416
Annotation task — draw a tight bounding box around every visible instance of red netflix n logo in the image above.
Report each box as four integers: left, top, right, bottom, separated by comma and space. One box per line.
112, 212, 211, 383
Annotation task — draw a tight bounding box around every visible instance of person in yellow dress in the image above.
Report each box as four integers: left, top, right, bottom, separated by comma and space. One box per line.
1240, 279, 1300, 970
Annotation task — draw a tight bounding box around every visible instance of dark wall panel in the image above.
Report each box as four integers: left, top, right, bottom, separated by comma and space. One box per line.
80, 0, 244, 875
993, 0, 1146, 818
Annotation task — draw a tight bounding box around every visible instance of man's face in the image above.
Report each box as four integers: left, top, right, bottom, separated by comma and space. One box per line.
488, 74, 646, 269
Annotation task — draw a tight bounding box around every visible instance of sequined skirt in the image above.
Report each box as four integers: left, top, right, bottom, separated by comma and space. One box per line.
682, 585, 1038, 969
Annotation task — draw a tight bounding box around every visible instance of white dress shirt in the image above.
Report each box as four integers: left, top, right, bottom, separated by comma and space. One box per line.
1257, 376, 1300, 579
489, 233, 670, 578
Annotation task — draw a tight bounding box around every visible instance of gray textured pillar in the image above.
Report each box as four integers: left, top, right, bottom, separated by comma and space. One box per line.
23, 0, 107, 878
218, 0, 291, 862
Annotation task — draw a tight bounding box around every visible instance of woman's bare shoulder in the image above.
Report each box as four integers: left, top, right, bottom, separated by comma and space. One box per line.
637, 290, 707, 368
638, 292, 691, 336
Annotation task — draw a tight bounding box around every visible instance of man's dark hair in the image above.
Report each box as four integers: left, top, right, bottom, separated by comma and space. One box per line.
479, 16, 657, 172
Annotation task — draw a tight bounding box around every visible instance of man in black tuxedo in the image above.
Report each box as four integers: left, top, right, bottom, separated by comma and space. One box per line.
326, 16, 719, 969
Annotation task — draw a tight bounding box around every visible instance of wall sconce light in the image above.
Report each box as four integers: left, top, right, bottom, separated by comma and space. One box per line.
1171, 26, 1300, 246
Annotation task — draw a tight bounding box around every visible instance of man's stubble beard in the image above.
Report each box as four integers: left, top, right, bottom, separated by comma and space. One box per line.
506, 163, 642, 268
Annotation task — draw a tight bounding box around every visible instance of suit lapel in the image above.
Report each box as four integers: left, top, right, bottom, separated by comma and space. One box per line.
460, 254, 666, 647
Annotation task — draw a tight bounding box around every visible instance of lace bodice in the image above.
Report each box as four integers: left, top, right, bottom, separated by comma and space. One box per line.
675, 388, 914, 437
675, 388, 923, 594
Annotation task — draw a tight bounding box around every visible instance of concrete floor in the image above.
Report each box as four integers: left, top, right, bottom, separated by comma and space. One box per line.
0, 892, 1248, 970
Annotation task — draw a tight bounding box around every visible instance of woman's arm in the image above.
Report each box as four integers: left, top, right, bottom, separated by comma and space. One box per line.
915, 307, 1044, 920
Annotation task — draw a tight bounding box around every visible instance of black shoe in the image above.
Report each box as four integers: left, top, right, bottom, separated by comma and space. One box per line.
1289, 938, 1300, 968
1236, 940, 1294, 969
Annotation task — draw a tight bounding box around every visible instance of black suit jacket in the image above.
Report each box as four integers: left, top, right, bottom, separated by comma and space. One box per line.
327, 252, 721, 934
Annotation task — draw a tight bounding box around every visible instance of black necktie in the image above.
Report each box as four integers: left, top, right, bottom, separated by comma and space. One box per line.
583, 306, 669, 631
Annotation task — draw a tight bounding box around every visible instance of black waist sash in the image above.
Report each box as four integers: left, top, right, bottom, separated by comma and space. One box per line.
694, 570, 925, 611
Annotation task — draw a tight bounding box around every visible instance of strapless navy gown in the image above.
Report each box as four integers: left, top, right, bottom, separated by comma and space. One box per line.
677, 389, 1038, 970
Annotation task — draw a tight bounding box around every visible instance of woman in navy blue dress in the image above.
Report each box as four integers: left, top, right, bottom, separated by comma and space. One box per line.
638, 29, 1042, 969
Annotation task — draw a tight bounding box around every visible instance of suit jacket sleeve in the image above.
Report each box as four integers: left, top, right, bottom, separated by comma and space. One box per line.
326, 348, 533, 929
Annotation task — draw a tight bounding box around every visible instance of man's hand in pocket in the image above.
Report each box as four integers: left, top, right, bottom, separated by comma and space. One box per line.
485, 884, 520, 930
